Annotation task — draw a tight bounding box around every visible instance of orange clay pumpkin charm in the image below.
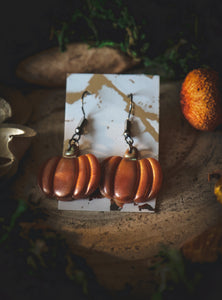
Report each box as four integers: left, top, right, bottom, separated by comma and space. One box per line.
100, 146, 162, 207
38, 153, 101, 200
100, 93, 163, 207
38, 91, 101, 201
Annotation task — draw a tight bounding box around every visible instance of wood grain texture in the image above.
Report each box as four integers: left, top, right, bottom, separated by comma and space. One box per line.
12, 83, 222, 297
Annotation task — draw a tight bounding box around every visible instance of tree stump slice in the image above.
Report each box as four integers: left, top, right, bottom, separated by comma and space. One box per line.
12, 82, 222, 296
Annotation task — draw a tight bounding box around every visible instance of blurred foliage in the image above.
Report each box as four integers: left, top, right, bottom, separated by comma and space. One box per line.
0, 198, 109, 299
150, 247, 201, 300
150, 246, 222, 300
1, 197, 222, 299
52, 0, 208, 79
53, 0, 147, 58
0, 199, 27, 243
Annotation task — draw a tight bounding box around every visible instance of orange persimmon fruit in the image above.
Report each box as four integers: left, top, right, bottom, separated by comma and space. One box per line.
180, 68, 222, 131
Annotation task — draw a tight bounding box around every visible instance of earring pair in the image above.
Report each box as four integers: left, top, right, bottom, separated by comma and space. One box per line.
38, 91, 163, 207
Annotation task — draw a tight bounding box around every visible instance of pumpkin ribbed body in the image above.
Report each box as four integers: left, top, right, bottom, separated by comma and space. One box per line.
100, 151, 163, 206
38, 153, 101, 200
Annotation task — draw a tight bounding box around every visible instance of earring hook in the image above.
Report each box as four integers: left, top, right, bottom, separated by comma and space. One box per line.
124, 93, 135, 152
127, 93, 134, 120
81, 90, 91, 119
65, 90, 91, 157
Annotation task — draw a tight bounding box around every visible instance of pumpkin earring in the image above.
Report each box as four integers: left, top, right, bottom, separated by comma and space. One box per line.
38, 91, 101, 201
100, 93, 163, 208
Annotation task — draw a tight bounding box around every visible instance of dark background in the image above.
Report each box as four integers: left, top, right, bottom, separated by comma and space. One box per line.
0, 0, 222, 85
0, 1, 222, 299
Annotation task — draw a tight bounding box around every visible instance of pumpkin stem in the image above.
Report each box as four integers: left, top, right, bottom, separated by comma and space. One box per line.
64, 143, 79, 158
124, 146, 139, 160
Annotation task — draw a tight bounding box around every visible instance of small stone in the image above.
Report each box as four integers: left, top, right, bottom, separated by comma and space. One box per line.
16, 43, 140, 87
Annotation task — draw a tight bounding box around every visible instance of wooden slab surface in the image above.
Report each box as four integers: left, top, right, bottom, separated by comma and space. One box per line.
12, 81, 222, 297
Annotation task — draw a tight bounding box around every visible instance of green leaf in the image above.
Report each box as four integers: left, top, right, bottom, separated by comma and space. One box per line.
71, 10, 83, 22
151, 290, 163, 300
143, 57, 153, 67
0, 199, 27, 243
9, 199, 27, 230
94, 40, 117, 48
73, 269, 88, 294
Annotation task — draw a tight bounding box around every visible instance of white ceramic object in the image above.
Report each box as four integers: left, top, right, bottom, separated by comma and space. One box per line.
0, 123, 36, 180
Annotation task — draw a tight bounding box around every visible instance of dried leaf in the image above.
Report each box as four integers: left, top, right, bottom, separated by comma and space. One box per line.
208, 170, 222, 204
214, 177, 222, 204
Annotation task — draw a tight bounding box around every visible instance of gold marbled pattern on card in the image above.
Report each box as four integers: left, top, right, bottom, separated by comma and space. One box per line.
66, 74, 159, 142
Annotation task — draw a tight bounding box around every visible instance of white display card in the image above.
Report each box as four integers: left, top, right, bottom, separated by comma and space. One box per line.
58, 73, 160, 212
